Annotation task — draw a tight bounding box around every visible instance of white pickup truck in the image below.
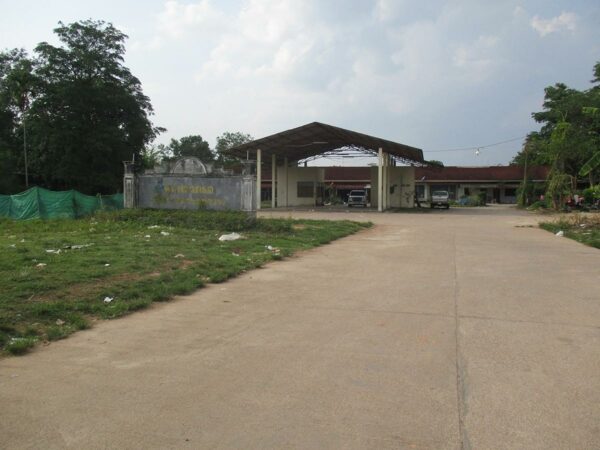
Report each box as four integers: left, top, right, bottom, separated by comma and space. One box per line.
347, 190, 368, 207
430, 190, 450, 209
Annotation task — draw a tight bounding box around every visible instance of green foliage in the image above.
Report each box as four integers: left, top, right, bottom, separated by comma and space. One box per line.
0, 210, 369, 355
462, 195, 485, 206
215, 131, 253, 167
582, 185, 600, 203
167, 135, 213, 161
141, 144, 170, 169
579, 152, 600, 177
540, 214, 600, 249
5, 337, 38, 355
425, 159, 444, 167
0, 20, 162, 194
511, 61, 600, 197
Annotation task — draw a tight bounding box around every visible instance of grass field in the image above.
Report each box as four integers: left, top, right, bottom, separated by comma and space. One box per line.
539, 213, 600, 249
0, 209, 370, 355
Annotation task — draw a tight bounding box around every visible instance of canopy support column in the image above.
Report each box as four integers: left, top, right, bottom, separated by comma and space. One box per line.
256, 149, 261, 210
271, 154, 276, 209
378, 147, 383, 212
283, 157, 289, 207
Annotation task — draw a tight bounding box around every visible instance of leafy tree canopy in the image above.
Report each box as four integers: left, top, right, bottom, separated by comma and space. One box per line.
167, 135, 213, 161
0, 20, 162, 194
215, 131, 253, 167
511, 60, 600, 187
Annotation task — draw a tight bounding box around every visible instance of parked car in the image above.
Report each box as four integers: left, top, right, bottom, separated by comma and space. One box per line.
430, 190, 450, 209
347, 190, 368, 207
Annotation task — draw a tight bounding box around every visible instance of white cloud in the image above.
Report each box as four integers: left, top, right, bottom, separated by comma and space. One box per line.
531, 11, 577, 37
157, 0, 223, 38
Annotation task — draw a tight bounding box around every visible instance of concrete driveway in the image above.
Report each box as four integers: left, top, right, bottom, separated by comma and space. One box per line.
1, 206, 599, 449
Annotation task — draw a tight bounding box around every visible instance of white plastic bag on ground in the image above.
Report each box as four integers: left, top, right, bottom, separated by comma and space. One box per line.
555, 230, 564, 237
219, 233, 241, 241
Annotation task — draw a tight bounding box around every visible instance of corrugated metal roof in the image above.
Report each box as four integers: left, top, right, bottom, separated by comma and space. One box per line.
224, 122, 424, 164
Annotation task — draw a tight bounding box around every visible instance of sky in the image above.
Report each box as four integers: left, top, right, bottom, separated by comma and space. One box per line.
1, 0, 599, 166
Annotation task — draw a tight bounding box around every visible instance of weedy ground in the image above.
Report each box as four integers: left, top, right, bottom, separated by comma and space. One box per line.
539, 213, 600, 249
0, 209, 370, 355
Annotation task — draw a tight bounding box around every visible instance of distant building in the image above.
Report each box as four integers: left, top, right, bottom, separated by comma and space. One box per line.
261, 165, 548, 205
414, 166, 549, 204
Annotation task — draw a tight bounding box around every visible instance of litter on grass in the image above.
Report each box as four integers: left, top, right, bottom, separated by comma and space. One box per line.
103, 296, 114, 304
36, 263, 47, 268
148, 225, 160, 229
555, 231, 564, 237
104, 263, 110, 267
144, 235, 151, 238
63, 243, 94, 250
55, 319, 65, 326
174, 254, 185, 258
45, 249, 61, 254
219, 232, 241, 241
160, 231, 170, 236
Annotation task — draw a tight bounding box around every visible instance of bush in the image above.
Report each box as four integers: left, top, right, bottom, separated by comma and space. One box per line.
528, 199, 550, 210
458, 195, 485, 206
582, 185, 600, 204
95, 209, 258, 231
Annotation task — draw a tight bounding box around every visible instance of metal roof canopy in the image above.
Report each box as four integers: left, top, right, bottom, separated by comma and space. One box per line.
224, 122, 424, 165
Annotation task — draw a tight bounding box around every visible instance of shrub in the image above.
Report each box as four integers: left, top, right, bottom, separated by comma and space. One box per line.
95, 209, 258, 231
582, 185, 600, 204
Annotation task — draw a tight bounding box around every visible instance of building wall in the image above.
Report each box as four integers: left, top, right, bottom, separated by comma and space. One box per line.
136, 175, 255, 211
275, 166, 325, 207
416, 182, 520, 204
370, 166, 415, 208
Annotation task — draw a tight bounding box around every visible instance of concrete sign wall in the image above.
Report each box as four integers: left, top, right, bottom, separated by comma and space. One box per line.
136, 175, 255, 211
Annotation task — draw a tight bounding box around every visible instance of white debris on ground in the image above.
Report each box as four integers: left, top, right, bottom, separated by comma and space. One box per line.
55, 319, 65, 326
148, 225, 160, 229
63, 243, 94, 250
174, 254, 185, 258
555, 230, 564, 237
36, 263, 47, 268
265, 245, 281, 254
104, 263, 110, 267
45, 249, 61, 254
103, 296, 114, 304
219, 233, 241, 241
144, 235, 151, 238
160, 231, 170, 236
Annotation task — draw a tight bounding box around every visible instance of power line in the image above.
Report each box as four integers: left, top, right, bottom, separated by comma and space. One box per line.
425, 135, 527, 153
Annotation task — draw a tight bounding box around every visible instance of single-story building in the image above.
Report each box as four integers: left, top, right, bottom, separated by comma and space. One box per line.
259, 165, 549, 205
414, 165, 549, 204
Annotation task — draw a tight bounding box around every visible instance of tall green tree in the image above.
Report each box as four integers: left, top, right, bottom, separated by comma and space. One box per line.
167, 135, 213, 161
0, 20, 162, 194
215, 131, 253, 167
512, 61, 600, 206
0, 49, 37, 192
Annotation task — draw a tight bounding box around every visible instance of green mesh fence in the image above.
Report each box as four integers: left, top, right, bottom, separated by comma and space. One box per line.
0, 187, 123, 220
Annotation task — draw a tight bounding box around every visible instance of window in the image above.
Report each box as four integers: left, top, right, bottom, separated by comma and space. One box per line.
297, 181, 314, 198
464, 188, 470, 196
504, 188, 517, 197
